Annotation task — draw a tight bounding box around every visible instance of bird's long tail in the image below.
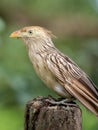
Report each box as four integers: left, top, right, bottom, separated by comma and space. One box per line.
65, 81, 98, 117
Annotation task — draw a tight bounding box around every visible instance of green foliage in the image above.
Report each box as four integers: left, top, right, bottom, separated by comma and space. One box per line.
0, 0, 98, 130
0, 17, 6, 32
0, 106, 23, 130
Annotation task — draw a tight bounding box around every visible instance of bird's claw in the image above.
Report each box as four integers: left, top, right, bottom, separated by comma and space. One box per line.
45, 98, 77, 107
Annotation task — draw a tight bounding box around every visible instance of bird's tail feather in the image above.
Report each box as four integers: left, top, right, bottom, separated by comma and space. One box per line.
65, 83, 98, 117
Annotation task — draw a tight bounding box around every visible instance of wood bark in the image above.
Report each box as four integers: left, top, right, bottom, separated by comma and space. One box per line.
24, 96, 82, 130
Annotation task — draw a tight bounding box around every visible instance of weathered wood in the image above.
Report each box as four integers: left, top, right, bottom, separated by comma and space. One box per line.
24, 96, 82, 130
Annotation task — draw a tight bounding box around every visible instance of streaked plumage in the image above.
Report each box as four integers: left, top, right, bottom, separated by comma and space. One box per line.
10, 26, 98, 117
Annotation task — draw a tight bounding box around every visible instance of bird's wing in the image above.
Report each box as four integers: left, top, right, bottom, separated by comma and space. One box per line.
45, 51, 98, 116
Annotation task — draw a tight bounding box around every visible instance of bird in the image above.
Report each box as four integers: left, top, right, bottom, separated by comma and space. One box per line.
10, 26, 98, 117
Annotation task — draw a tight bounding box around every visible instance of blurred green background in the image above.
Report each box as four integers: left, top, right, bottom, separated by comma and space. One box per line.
0, 0, 98, 130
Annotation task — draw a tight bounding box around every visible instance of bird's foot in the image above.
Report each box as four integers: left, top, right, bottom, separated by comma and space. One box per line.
45, 97, 77, 107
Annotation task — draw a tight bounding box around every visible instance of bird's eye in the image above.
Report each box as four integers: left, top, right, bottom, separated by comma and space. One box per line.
28, 30, 33, 34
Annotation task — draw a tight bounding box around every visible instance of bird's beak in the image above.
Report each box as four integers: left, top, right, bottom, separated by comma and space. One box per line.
9, 30, 21, 38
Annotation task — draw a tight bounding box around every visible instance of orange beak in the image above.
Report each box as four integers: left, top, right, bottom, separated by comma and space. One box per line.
9, 30, 21, 38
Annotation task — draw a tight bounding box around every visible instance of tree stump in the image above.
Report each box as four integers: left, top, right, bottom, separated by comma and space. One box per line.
24, 96, 82, 130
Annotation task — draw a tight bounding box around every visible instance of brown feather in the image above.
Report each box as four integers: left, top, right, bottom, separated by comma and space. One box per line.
46, 50, 98, 116
10, 26, 98, 117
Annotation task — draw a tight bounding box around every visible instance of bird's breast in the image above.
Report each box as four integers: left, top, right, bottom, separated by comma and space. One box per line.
29, 50, 56, 88
28, 50, 71, 98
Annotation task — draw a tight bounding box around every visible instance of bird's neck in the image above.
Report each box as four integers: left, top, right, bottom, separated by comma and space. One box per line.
28, 37, 55, 54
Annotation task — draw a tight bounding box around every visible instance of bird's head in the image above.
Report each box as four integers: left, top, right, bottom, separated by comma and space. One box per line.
10, 26, 56, 49
10, 26, 55, 40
